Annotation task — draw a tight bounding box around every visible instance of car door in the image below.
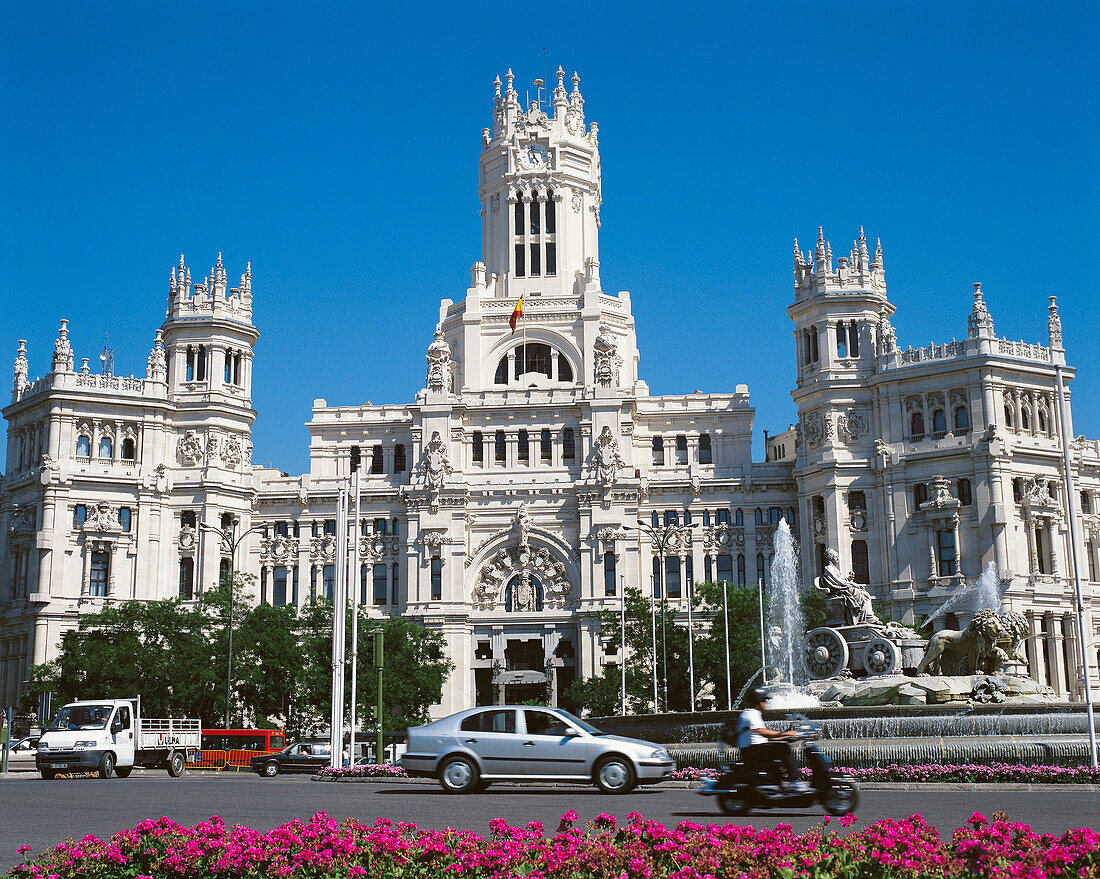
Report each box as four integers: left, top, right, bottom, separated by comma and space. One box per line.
456, 709, 524, 777
520, 709, 594, 779
307, 743, 332, 772
280, 743, 308, 771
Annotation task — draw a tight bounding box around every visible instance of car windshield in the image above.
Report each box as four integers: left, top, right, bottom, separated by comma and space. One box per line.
554, 709, 603, 735
50, 705, 114, 731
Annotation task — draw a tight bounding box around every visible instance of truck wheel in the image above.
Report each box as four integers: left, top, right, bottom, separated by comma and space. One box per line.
116, 766, 133, 778
98, 752, 116, 779
167, 752, 186, 777
40, 769, 56, 780
261, 761, 279, 778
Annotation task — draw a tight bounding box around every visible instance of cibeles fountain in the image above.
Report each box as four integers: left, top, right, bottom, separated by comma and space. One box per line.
766, 519, 1054, 709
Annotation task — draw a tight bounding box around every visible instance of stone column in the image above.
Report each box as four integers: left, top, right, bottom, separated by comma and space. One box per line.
1025, 611, 1046, 686
1024, 515, 1038, 576
951, 513, 962, 579
1045, 612, 1066, 694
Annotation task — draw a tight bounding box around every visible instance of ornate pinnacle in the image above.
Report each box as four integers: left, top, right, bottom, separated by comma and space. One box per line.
572, 70, 580, 94
871, 237, 883, 270
556, 65, 565, 88
858, 226, 869, 260
793, 238, 804, 266
493, 74, 501, 98
1047, 295, 1063, 349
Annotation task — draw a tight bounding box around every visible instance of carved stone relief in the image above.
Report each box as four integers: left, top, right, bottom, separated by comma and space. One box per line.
177, 432, 203, 466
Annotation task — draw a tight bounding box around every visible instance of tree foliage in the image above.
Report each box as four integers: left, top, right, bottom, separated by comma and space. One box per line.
21, 573, 452, 739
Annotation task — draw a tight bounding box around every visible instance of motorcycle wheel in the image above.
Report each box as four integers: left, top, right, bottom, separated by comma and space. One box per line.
718, 791, 752, 816
823, 782, 859, 816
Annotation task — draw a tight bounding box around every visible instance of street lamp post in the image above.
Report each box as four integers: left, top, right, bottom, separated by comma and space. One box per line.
637, 519, 700, 712
199, 520, 265, 728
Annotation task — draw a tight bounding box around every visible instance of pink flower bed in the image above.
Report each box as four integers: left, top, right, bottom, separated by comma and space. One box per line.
670, 763, 1100, 784
317, 764, 408, 778
10, 811, 1099, 879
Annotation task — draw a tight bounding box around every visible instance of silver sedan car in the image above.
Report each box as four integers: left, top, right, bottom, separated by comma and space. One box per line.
5, 736, 40, 771
400, 705, 674, 793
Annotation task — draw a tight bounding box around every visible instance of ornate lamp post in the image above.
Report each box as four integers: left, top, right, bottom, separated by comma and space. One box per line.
637, 519, 701, 711
200, 520, 265, 728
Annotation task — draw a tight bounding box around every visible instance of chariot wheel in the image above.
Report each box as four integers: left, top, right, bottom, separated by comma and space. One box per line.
861, 637, 900, 676
805, 627, 849, 679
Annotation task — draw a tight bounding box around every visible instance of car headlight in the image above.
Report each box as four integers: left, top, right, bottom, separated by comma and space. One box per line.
650, 748, 669, 759
74, 741, 97, 749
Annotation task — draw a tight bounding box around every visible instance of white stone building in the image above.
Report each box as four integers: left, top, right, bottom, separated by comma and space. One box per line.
2, 69, 1097, 712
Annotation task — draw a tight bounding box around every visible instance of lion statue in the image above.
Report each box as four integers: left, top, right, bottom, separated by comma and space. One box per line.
917, 609, 1013, 676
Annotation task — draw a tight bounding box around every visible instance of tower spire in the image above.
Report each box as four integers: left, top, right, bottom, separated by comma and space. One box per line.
1047, 296, 1063, 350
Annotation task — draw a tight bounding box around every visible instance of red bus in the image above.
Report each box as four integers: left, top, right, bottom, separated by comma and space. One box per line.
201, 728, 285, 753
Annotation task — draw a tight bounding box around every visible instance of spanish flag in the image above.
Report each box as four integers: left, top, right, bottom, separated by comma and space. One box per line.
509, 296, 524, 333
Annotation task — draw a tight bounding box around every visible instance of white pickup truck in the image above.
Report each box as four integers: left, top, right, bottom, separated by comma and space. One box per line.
35, 698, 200, 779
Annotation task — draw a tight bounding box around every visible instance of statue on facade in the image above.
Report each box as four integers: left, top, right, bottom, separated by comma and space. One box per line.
514, 502, 533, 551
419, 431, 453, 493
593, 325, 617, 387
511, 571, 537, 612
814, 547, 881, 626
877, 309, 897, 354
425, 329, 452, 393
591, 426, 624, 488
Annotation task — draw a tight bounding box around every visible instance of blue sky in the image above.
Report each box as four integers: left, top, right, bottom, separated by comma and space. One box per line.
3, 1, 1097, 474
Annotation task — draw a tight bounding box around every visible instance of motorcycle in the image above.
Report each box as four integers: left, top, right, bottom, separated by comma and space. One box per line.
698, 714, 859, 816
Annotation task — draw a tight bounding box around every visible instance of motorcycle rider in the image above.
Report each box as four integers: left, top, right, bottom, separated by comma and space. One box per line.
722, 687, 809, 792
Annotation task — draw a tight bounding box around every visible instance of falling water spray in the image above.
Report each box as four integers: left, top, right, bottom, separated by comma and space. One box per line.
766, 519, 805, 685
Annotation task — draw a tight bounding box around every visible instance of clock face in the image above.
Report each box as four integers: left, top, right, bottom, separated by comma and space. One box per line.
521, 143, 548, 169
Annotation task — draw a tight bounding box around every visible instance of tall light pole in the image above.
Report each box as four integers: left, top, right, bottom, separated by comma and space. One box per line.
619, 573, 626, 716
637, 519, 700, 712
199, 519, 265, 728
348, 469, 362, 765
722, 580, 732, 710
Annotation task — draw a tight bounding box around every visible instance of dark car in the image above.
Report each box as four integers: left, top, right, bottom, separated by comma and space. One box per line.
250, 741, 332, 777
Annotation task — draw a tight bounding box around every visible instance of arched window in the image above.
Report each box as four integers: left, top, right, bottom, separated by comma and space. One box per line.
545, 189, 555, 233
98, 437, 113, 459
494, 357, 509, 385
540, 428, 552, 462
954, 407, 970, 432
756, 553, 765, 584
557, 356, 572, 382
736, 553, 746, 585
604, 551, 616, 596
734, 508, 743, 527
699, 433, 712, 464
562, 428, 575, 460
1037, 407, 1048, 434
651, 511, 660, 528
118, 507, 132, 532
755, 508, 764, 526
121, 437, 136, 460
1021, 406, 1031, 431
76, 435, 91, 458
514, 197, 524, 237
910, 412, 925, 439
932, 409, 947, 436
529, 192, 540, 235
836, 326, 847, 359
1004, 402, 1014, 430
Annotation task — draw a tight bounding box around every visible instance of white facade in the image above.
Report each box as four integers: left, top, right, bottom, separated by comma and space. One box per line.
2, 69, 1098, 712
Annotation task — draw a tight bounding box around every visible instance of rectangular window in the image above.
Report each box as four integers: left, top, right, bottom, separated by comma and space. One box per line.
292, 566, 299, 605
373, 563, 387, 605
495, 430, 506, 464
274, 521, 288, 537
652, 556, 662, 597
392, 517, 399, 537
90, 551, 109, 597
324, 519, 336, 536
1035, 525, 1050, 575
178, 558, 194, 600
699, 433, 712, 464
74, 504, 87, 530
675, 435, 688, 465
323, 564, 335, 600
394, 444, 406, 472
937, 530, 957, 577
604, 551, 616, 596
756, 553, 766, 584
716, 554, 733, 584
181, 510, 197, 529
360, 564, 369, 604
473, 431, 484, 464
768, 507, 781, 526
664, 510, 679, 526
540, 428, 552, 462
704, 556, 713, 583
652, 436, 664, 466
562, 428, 575, 460
848, 491, 866, 511
545, 242, 556, 276
716, 509, 730, 526
958, 478, 973, 506
685, 556, 693, 596
518, 429, 529, 463
374, 518, 387, 535
260, 568, 267, 603
736, 553, 746, 585
186, 348, 195, 382
515, 243, 525, 277
665, 556, 681, 597
430, 557, 442, 601
545, 197, 555, 233
703, 510, 712, 526
371, 445, 383, 474
852, 540, 870, 584
913, 483, 928, 508
118, 507, 132, 533
529, 242, 540, 276
392, 562, 399, 604
273, 566, 287, 606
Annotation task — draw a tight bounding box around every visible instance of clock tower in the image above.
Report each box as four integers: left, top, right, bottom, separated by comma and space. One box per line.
479, 67, 602, 300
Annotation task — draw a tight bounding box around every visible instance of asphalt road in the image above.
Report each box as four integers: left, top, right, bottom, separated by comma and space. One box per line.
2, 772, 1097, 870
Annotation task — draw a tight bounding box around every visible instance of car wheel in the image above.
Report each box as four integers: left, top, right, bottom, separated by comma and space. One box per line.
439, 756, 479, 794
115, 766, 133, 778
594, 755, 635, 794
40, 769, 56, 780
167, 752, 186, 777
718, 791, 752, 816
98, 752, 115, 779
261, 761, 280, 778
823, 783, 859, 816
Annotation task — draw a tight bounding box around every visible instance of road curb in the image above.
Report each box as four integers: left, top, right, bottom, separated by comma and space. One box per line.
309, 776, 1100, 792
